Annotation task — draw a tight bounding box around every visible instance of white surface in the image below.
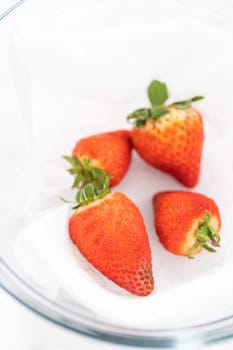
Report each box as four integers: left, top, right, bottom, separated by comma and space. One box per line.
1, 1, 233, 349
0, 288, 139, 350
9, 0, 233, 329
1, 287, 233, 350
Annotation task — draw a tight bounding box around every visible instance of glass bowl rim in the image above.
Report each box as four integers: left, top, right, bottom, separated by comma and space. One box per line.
1, 258, 233, 348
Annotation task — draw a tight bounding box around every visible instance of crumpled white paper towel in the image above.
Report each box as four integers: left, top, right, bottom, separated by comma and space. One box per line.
10, 0, 233, 328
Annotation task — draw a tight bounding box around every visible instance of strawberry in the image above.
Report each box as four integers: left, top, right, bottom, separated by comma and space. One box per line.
153, 191, 221, 258
127, 80, 204, 187
66, 164, 154, 296
70, 130, 132, 187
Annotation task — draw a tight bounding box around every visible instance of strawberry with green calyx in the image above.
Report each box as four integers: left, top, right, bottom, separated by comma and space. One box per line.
153, 191, 221, 258
71, 130, 132, 187
66, 164, 154, 296
63, 155, 111, 205
127, 80, 204, 187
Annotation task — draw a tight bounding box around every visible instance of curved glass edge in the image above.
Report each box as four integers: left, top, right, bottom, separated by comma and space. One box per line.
0, 0, 25, 21
0, 258, 233, 348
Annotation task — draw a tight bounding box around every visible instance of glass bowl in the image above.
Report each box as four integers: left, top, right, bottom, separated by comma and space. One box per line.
1, 0, 233, 347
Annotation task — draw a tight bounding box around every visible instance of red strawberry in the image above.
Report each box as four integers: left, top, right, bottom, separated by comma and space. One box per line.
71, 130, 132, 187
128, 80, 204, 187
153, 191, 221, 258
65, 164, 154, 296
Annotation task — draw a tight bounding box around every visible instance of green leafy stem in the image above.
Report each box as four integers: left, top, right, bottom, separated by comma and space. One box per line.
62, 156, 111, 209
127, 80, 204, 127
188, 212, 221, 258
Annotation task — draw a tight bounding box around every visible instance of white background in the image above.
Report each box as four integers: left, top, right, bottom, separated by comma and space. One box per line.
1, 1, 233, 349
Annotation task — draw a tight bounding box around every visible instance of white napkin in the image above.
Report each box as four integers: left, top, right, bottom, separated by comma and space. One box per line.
10, 0, 233, 328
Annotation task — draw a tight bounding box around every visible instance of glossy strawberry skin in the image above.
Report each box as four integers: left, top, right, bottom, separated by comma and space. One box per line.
153, 191, 221, 256
69, 192, 154, 296
72, 130, 132, 187
131, 108, 204, 187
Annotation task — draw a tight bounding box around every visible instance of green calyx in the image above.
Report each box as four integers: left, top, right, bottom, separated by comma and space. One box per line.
127, 107, 169, 127
127, 79, 204, 128
63, 155, 111, 209
188, 212, 221, 259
